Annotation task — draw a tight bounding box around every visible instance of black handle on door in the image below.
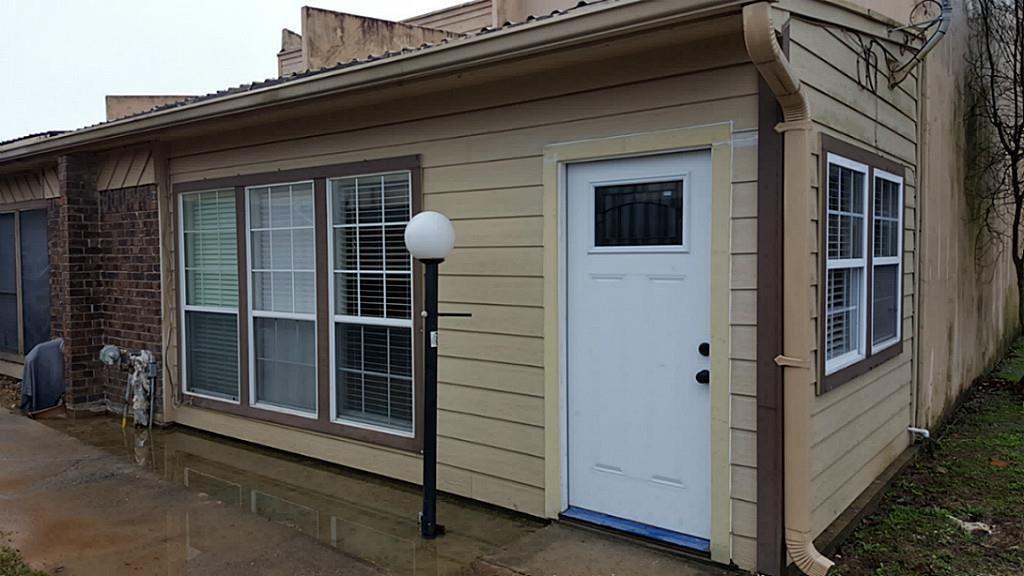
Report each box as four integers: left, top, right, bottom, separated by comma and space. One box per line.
698, 342, 710, 357
695, 369, 710, 385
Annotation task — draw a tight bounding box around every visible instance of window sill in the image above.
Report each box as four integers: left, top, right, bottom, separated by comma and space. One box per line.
819, 339, 904, 395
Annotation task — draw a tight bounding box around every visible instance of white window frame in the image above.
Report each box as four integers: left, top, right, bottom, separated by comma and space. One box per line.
326, 170, 416, 438
871, 169, 904, 354
245, 180, 318, 419
824, 154, 870, 376
178, 190, 241, 405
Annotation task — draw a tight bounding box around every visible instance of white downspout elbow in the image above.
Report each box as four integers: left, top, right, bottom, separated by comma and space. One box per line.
743, 3, 833, 576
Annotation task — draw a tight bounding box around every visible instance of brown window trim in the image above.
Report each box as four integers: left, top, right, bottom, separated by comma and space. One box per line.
818, 135, 905, 394
173, 155, 425, 452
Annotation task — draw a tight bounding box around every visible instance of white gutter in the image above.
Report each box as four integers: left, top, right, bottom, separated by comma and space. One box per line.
0, 0, 752, 164
743, 3, 833, 576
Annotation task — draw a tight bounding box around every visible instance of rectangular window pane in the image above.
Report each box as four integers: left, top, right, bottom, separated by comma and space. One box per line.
185, 311, 239, 400
330, 173, 412, 319
873, 177, 901, 258
827, 163, 866, 260
594, 180, 684, 247
182, 191, 238, 308
254, 317, 316, 413
249, 183, 315, 315
182, 191, 240, 401
873, 264, 899, 346
331, 171, 414, 433
336, 323, 413, 431
826, 267, 863, 362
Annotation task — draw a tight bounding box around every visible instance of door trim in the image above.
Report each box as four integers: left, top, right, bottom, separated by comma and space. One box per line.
542, 123, 734, 563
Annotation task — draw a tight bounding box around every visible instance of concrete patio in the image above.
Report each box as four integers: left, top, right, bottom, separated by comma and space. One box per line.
0, 407, 735, 576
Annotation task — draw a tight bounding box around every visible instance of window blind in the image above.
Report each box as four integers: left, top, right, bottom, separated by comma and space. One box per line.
330, 172, 414, 432
181, 190, 239, 401
248, 182, 317, 414
825, 159, 868, 372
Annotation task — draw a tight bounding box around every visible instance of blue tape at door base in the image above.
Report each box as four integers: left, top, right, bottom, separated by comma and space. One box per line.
562, 507, 711, 553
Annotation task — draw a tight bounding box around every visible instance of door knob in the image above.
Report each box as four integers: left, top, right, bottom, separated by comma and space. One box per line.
696, 370, 710, 385
698, 342, 710, 357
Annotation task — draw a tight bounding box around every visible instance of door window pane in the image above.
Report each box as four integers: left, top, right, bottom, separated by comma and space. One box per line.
594, 180, 684, 246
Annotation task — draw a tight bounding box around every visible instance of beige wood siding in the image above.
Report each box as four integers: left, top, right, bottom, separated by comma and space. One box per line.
0, 167, 58, 205
163, 30, 759, 558
96, 147, 156, 191
787, 12, 918, 538
403, 0, 492, 33
728, 129, 759, 569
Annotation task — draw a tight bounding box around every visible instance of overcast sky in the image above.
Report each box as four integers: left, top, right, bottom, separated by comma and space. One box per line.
0, 0, 458, 142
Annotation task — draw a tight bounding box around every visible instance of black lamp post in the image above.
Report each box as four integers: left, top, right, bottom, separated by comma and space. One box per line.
405, 211, 456, 539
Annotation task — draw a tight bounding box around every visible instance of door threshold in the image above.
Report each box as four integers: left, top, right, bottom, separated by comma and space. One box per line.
561, 506, 710, 553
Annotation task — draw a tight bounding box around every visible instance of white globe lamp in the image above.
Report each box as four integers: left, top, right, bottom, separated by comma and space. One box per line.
404, 210, 456, 540
404, 211, 455, 262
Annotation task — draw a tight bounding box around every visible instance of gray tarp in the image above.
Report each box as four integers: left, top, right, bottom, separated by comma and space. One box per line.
20, 338, 65, 413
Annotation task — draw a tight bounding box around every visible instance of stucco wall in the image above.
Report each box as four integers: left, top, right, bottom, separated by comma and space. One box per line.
915, 0, 1018, 427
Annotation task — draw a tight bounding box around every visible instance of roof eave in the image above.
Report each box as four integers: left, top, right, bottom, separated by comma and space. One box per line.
0, 0, 753, 165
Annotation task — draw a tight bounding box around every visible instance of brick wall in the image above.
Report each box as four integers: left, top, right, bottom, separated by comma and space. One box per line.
50, 154, 103, 408
96, 185, 162, 414
49, 153, 163, 416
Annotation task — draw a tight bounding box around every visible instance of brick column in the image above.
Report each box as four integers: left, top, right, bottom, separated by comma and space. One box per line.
50, 154, 103, 410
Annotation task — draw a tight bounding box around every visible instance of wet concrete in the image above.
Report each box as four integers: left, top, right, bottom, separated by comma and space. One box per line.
1, 409, 540, 575
2, 408, 736, 576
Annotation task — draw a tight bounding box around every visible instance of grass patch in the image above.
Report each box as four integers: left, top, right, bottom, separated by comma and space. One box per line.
833, 340, 1024, 576
0, 547, 47, 576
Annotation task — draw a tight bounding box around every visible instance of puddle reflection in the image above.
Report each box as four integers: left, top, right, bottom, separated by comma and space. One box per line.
45, 415, 539, 575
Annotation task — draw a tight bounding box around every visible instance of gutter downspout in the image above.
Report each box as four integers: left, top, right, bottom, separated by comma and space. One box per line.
743, 4, 833, 576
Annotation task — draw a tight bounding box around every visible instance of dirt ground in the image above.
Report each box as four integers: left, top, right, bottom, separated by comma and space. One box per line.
0, 375, 19, 411
832, 340, 1024, 576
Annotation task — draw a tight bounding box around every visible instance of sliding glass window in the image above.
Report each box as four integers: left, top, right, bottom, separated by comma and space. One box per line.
248, 182, 317, 416
329, 172, 414, 435
180, 191, 240, 402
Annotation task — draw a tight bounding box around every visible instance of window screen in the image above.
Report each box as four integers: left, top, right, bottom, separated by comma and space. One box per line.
249, 182, 317, 413
825, 160, 868, 371
872, 175, 902, 348
0, 213, 16, 354
330, 172, 413, 432
19, 209, 50, 353
181, 190, 239, 401
594, 180, 684, 247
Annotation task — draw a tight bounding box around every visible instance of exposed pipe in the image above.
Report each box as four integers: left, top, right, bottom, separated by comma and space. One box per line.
890, 0, 953, 87
908, 426, 931, 440
743, 4, 833, 576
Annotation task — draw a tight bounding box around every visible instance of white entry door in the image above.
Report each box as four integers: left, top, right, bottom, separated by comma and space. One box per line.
566, 151, 712, 544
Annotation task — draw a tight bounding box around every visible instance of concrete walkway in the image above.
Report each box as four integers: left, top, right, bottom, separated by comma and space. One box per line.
0, 409, 735, 576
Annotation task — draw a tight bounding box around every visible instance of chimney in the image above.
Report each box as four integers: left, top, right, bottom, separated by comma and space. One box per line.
278, 28, 304, 76
105, 95, 193, 122
276, 6, 464, 77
